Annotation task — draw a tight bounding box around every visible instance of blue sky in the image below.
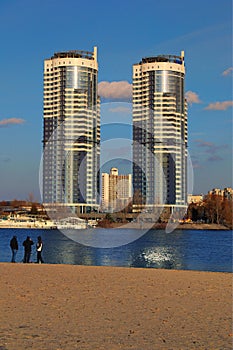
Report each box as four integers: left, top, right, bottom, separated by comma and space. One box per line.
0, 0, 232, 201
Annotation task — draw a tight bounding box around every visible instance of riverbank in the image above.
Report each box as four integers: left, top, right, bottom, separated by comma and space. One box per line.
177, 222, 230, 230
0, 263, 232, 349
0, 218, 231, 230
98, 221, 230, 230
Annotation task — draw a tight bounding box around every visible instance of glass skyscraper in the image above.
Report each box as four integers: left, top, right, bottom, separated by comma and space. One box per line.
132, 51, 187, 213
43, 47, 100, 214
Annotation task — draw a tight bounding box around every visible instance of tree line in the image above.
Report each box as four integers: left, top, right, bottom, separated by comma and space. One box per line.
187, 194, 232, 228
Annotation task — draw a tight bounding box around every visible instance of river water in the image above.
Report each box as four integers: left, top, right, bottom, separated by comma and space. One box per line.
0, 228, 232, 272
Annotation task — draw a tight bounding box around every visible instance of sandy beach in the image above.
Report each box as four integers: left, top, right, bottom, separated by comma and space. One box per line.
0, 263, 232, 350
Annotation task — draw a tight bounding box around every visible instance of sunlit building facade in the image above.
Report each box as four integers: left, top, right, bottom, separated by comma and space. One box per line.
132, 51, 188, 212
43, 47, 100, 213
101, 168, 132, 212
208, 187, 233, 200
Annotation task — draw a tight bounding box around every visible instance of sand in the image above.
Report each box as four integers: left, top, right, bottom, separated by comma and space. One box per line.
0, 263, 232, 350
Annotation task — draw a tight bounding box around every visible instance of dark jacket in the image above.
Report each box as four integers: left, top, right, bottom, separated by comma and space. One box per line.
23, 238, 34, 252
10, 237, 18, 250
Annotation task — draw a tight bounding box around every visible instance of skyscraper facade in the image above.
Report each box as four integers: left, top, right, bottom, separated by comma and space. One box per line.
43, 47, 100, 213
132, 51, 187, 213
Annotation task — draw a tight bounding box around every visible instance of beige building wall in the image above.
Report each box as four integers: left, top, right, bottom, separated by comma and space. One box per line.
101, 173, 109, 211
188, 194, 203, 204
101, 168, 132, 212
208, 188, 233, 199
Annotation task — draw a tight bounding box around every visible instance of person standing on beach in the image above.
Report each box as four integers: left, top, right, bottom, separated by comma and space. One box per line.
10, 236, 18, 263
36, 236, 44, 263
23, 236, 34, 263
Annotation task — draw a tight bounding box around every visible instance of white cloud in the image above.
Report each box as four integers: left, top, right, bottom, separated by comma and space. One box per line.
222, 67, 233, 76
185, 91, 201, 105
98, 81, 132, 100
108, 106, 131, 113
0, 118, 25, 127
204, 101, 233, 110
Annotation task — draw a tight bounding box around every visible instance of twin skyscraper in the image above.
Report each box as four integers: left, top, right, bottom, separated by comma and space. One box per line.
43, 47, 187, 217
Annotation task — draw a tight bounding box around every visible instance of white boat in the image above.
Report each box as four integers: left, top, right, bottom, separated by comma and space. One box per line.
55, 217, 87, 230
0, 217, 57, 229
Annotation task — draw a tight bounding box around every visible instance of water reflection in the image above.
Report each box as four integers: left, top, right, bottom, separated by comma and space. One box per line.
128, 235, 186, 269
135, 247, 179, 268
0, 228, 232, 272
62, 228, 147, 248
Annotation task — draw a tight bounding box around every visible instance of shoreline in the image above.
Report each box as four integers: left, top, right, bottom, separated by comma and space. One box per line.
0, 263, 232, 349
98, 222, 230, 230
0, 222, 230, 230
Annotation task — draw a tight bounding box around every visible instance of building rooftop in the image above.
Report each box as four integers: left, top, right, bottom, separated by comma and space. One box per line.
139, 54, 184, 65
51, 50, 94, 60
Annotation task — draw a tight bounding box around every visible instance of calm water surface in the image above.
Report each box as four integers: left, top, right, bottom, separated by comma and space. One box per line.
0, 228, 232, 272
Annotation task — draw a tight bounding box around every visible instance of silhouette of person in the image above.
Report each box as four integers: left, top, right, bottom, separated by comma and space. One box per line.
23, 236, 34, 263
10, 236, 18, 263
36, 236, 44, 263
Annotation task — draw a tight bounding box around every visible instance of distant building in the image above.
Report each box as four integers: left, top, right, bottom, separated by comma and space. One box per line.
188, 194, 203, 204
208, 188, 233, 200
42, 48, 100, 214
224, 188, 233, 200
101, 168, 132, 212
208, 188, 224, 196
132, 51, 188, 213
